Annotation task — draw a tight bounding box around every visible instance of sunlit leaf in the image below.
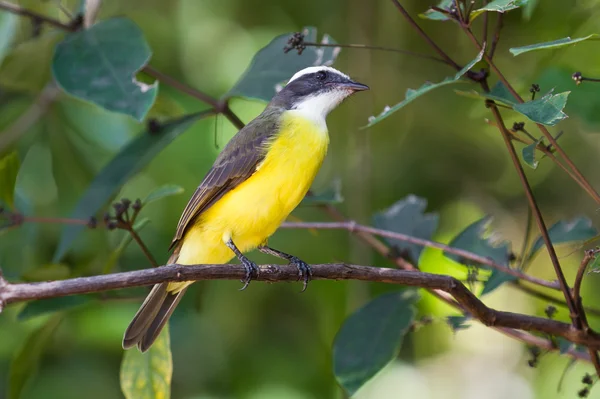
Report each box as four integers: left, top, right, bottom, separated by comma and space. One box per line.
8, 315, 62, 399
333, 290, 418, 395
121, 324, 172, 399
21, 263, 70, 282
53, 111, 211, 262
18, 295, 93, 321
143, 184, 184, 206
528, 217, 598, 260
513, 90, 569, 126
226, 27, 339, 102
470, 0, 529, 20
510, 34, 600, 56
52, 17, 157, 121
366, 48, 485, 127
373, 195, 439, 264
419, 0, 453, 21
0, 151, 19, 209
299, 179, 343, 207
445, 216, 510, 269
522, 138, 543, 169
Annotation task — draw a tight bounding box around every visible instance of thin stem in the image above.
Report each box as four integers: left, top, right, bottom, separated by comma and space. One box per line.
303, 42, 450, 65
482, 1, 489, 47
518, 207, 533, 270
0, 0, 73, 30
126, 227, 158, 268
514, 281, 600, 318
281, 221, 559, 290
489, 13, 503, 59
488, 104, 579, 325
389, 0, 462, 71
23, 216, 89, 225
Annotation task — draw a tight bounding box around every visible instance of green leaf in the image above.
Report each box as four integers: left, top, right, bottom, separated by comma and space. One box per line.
513, 90, 569, 126
366, 48, 485, 127
8, 315, 62, 399
557, 338, 574, 354
419, 0, 453, 21
373, 195, 439, 264
103, 217, 150, 274
299, 179, 343, 207
510, 34, 600, 56
522, 0, 539, 20
21, 263, 70, 282
53, 111, 210, 262
522, 138, 543, 169
333, 290, 418, 395
143, 184, 184, 206
454, 81, 516, 106
446, 315, 471, 332
0, 151, 19, 209
470, 0, 529, 20
445, 216, 510, 267
0, 11, 18, 64
226, 27, 340, 102
481, 268, 517, 295
120, 324, 172, 399
52, 17, 157, 121
528, 217, 598, 260
589, 253, 600, 273
18, 295, 93, 321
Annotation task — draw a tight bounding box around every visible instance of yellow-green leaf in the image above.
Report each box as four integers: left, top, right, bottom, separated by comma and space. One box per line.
120, 324, 172, 399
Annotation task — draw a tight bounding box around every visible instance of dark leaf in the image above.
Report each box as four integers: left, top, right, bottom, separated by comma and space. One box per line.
52, 17, 157, 121
333, 290, 418, 395
53, 111, 211, 262
367, 48, 485, 127
510, 34, 600, 56
120, 324, 172, 399
226, 27, 339, 102
522, 138, 543, 169
528, 217, 598, 260
481, 268, 517, 296
373, 195, 439, 264
446, 315, 471, 332
8, 315, 62, 399
445, 216, 511, 267
17, 295, 93, 321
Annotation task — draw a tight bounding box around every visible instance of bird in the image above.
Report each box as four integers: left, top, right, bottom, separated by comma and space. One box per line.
122, 65, 368, 352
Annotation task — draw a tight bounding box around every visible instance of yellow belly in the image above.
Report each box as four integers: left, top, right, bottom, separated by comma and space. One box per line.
175, 112, 329, 274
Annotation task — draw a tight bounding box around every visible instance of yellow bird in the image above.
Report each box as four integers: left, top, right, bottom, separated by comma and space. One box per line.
123, 66, 368, 352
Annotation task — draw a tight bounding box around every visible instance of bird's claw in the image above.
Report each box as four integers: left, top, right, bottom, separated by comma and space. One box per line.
289, 256, 312, 293
239, 256, 260, 291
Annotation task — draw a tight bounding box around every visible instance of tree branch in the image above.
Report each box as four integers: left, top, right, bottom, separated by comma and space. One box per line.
281, 221, 559, 290
0, 0, 74, 31
1, 262, 600, 350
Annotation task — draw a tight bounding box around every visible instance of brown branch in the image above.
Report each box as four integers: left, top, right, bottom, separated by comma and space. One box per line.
0, 0, 74, 31
489, 13, 503, 59
389, 0, 462, 71
1, 262, 600, 350
281, 221, 559, 290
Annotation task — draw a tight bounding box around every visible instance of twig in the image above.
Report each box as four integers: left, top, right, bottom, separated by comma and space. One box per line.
487, 104, 579, 326
1, 262, 600, 350
514, 282, 600, 318
125, 227, 157, 268
302, 41, 451, 65
518, 207, 533, 270
481, 1, 489, 48
489, 13, 503, 59
0, 83, 60, 152
281, 221, 559, 290
389, 0, 462, 71
0, 0, 73, 31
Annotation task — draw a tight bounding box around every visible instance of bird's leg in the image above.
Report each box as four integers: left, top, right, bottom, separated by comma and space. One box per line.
258, 245, 312, 292
225, 238, 260, 291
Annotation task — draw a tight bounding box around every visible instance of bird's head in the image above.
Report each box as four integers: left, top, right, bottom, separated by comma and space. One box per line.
273, 66, 369, 121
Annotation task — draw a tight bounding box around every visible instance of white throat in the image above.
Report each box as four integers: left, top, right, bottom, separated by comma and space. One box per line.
289, 90, 348, 131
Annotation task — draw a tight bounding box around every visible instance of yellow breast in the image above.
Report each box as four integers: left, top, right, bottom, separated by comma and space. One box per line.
176, 111, 329, 267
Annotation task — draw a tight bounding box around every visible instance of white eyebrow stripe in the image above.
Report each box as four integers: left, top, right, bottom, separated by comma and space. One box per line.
287, 66, 350, 83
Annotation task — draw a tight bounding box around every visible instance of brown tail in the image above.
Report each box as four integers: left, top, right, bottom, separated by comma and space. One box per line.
122, 283, 187, 352
123, 248, 186, 352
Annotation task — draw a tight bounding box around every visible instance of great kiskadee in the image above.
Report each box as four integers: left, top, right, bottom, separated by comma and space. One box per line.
123, 66, 368, 352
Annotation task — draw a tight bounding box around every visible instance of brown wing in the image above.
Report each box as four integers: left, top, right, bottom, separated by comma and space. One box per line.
169, 112, 279, 250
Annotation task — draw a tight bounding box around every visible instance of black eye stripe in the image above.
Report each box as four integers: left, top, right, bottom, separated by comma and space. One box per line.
316, 70, 327, 81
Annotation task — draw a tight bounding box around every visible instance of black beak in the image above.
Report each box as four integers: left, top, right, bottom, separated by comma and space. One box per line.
339, 80, 369, 91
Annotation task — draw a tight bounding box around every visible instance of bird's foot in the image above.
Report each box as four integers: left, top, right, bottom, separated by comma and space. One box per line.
289, 256, 312, 293
239, 255, 260, 291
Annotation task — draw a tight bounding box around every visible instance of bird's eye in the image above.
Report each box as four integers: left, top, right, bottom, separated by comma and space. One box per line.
316, 70, 327, 81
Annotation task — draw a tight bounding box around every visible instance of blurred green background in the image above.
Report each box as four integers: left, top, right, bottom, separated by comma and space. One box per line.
2, 0, 600, 398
